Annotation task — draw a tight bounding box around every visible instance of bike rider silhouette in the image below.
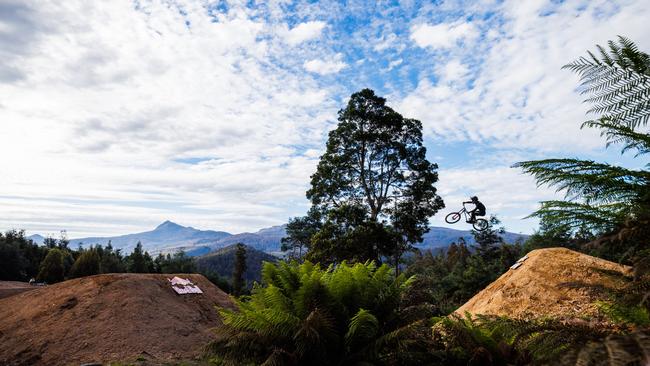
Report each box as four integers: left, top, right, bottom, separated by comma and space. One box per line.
464, 196, 486, 224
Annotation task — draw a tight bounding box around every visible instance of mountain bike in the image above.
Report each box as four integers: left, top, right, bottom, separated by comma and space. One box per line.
445, 203, 489, 231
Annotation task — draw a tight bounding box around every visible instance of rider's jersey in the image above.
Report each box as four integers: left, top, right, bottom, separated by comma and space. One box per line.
474, 201, 486, 215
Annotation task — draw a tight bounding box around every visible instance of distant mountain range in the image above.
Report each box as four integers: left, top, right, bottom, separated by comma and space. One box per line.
28, 220, 528, 255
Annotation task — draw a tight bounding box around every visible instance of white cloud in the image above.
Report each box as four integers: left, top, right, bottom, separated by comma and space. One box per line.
438, 59, 469, 81
284, 21, 326, 45
373, 33, 399, 51
432, 166, 559, 233
1, 0, 649, 238
0, 1, 334, 236
410, 21, 478, 49
304, 54, 347, 75
387, 58, 403, 71
399, 0, 650, 153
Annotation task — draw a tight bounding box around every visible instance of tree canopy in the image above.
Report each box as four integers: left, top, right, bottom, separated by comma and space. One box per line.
301, 88, 444, 265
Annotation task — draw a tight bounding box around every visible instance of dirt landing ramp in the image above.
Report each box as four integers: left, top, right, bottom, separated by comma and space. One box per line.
456, 247, 631, 319
0, 273, 234, 366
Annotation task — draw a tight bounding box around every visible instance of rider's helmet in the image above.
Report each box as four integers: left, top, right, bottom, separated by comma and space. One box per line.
471, 196, 479, 202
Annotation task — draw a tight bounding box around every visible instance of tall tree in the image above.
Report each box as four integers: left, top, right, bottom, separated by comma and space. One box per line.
99, 241, 126, 273
57, 230, 69, 250
472, 216, 505, 262
306, 88, 444, 265
281, 208, 322, 260
514, 36, 650, 258
70, 248, 101, 278
128, 241, 147, 273
37, 248, 65, 283
231, 243, 247, 296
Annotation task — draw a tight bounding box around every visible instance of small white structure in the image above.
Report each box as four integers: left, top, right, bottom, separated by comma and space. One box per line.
516, 255, 529, 263
510, 262, 524, 270
168, 276, 203, 295
510, 255, 529, 270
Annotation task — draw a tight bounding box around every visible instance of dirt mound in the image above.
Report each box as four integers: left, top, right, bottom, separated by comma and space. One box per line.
456, 248, 632, 320
0, 281, 36, 300
0, 273, 234, 366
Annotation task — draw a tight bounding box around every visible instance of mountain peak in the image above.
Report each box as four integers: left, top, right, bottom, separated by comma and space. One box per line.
155, 220, 185, 231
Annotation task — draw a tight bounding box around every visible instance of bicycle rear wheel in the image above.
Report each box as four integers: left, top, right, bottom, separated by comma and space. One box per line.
473, 218, 488, 231
445, 212, 461, 224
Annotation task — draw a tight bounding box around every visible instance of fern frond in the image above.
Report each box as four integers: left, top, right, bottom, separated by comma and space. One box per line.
525, 200, 628, 231
513, 159, 649, 204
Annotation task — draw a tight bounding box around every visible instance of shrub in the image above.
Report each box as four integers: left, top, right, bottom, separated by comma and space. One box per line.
208, 260, 435, 365
70, 249, 101, 278
37, 248, 65, 283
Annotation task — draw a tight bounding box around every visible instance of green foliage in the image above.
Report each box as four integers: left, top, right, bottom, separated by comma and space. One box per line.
522, 218, 584, 253
201, 270, 232, 293
127, 242, 154, 273
563, 36, 650, 132
514, 36, 650, 267
431, 313, 628, 365
195, 244, 277, 290
406, 217, 522, 314
209, 260, 434, 365
70, 248, 101, 278
559, 330, 650, 366
231, 243, 247, 296
597, 301, 650, 326
281, 209, 321, 260
154, 250, 197, 274
37, 248, 66, 283
305, 88, 444, 265
98, 241, 127, 273
0, 230, 48, 281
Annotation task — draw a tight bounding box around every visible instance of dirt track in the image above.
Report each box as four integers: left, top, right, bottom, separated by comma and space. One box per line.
456, 247, 632, 320
0, 281, 36, 300
0, 273, 234, 366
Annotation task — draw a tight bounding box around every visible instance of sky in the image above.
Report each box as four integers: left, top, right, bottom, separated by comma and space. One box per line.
1, 0, 649, 238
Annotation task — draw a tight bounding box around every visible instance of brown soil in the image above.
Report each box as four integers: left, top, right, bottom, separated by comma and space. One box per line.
0, 273, 234, 366
0, 281, 36, 300
456, 247, 632, 320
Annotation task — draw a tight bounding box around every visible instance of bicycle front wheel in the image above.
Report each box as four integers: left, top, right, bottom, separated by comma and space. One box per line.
473, 218, 489, 231
445, 212, 461, 224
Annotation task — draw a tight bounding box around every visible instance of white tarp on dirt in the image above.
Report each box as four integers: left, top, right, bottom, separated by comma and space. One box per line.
168, 276, 203, 295
510, 255, 529, 270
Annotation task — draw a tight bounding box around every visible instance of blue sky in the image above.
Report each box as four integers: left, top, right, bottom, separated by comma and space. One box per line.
1, 0, 649, 237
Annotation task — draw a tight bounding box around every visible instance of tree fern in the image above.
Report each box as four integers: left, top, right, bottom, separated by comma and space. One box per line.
345, 309, 379, 348
431, 313, 636, 365
207, 260, 431, 365
561, 331, 650, 366
563, 36, 650, 132
513, 159, 649, 204
515, 37, 650, 237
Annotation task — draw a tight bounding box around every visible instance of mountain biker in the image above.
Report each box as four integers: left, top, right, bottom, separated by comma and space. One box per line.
464, 196, 486, 223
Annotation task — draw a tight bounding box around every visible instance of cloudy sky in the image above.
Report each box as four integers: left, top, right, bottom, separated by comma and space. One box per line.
1, 0, 649, 238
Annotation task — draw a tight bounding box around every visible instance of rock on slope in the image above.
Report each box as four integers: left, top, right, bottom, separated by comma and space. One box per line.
0, 274, 234, 366
456, 247, 632, 319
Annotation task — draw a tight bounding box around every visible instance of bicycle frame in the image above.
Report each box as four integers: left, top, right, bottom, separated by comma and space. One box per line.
445, 203, 488, 231
457, 203, 476, 223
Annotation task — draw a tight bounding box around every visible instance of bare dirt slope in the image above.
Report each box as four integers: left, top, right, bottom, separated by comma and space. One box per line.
456, 247, 632, 320
0, 273, 234, 366
0, 281, 36, 300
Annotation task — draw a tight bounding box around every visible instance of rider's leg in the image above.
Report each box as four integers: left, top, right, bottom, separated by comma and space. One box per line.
469, 211, 476, 223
